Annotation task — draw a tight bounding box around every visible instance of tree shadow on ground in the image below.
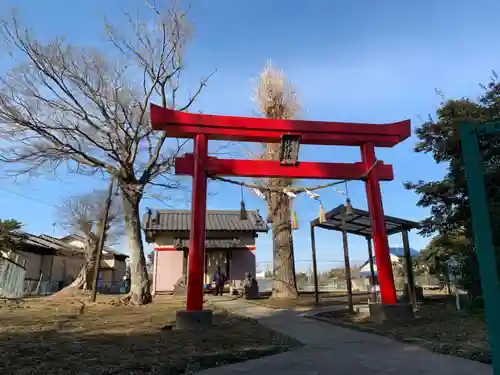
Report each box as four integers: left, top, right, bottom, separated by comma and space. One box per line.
0, 308, 301, 375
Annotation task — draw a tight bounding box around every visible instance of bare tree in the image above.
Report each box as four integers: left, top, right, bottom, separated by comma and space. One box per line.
55, 189, 122, 294
252, 62, 301, 299
0, 3, 212, 304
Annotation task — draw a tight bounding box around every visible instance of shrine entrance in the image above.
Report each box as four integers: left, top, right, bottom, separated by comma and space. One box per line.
150, 104, 411, 317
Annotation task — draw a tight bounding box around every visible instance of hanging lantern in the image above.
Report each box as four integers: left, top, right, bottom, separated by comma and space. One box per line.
344, 181, 354, 216
240, 199, 248, 220
319, 202, 326, 224
345, 197, 354, 216
239, 185, 248, 220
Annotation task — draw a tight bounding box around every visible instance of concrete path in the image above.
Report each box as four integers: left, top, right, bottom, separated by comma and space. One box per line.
200, 297, 493, 375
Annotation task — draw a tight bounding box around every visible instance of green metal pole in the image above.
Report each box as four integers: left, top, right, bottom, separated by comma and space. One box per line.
460, 122, 500, 374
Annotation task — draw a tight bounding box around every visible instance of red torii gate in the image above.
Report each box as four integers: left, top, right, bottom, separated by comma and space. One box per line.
150, 104, 411, 313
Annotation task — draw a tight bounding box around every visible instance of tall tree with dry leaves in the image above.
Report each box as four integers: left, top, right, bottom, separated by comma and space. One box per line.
0, 3, 212, 304
0, 219, 24, 254
253, 62, 300, 299
55, 189, 122, 294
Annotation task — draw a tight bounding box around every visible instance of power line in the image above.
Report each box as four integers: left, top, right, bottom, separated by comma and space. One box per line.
0, 187, 58, 208
0, 185, 172, 209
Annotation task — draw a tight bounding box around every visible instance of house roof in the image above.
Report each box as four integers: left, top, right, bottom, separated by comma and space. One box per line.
142, 210, 268, 235
311, 205, 420, 237
16, 233, 85, 257
39, 235, 85, 253
387, 247, 420, 257
14, 233, 128, 259
59, 233, 128, 258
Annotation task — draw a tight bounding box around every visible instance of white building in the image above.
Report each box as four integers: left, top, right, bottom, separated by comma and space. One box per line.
359, 246, 419, 277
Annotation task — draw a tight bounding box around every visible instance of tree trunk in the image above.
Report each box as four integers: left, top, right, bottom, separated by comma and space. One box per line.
51, 235, 97, 297
120, 183, 152, 305
269, 189, 298, 299
265, 142, 298, 299
84, 234, 99, 290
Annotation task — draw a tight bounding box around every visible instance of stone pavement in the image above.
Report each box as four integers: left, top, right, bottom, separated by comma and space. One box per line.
199, 297, 493, 375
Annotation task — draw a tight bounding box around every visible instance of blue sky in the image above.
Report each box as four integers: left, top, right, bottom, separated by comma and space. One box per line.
1, 0, 499, 272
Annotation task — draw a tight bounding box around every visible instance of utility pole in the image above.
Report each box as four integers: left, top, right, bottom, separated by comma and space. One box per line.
341, 212, 354, 313
91, 178, 115, 302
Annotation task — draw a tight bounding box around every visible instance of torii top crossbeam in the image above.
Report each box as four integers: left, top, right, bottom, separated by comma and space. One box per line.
150, 105, 411, 147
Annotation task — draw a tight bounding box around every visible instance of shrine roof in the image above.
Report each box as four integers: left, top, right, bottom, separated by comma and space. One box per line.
142, 209, 268, 234
170, 238, 252, 249
310, 205, 420, 237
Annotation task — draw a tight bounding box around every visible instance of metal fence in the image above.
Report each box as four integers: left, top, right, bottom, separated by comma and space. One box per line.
256, 277, 371, 293
23, 280, 62, 296
256, 260, 443, 293
96, 282, 128, 295
23, 280, 129, 296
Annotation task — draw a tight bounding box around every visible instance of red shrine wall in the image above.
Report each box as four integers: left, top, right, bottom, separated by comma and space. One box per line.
153, 250, 183, 294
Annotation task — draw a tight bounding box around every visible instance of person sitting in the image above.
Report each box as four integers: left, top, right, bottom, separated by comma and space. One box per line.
242, 272, 259, 299
172, 275, 187, 296
212, 265, 227, 296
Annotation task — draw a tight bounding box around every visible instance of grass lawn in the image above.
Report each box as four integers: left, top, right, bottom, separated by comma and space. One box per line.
250, 292, 370, 311
314, 296, 490, 364
0, 295, 301, 375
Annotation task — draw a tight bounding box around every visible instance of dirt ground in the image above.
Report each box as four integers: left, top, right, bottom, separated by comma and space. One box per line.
251, 292, 370, 311
315, 296, 489, 364
0, 295, 301, 375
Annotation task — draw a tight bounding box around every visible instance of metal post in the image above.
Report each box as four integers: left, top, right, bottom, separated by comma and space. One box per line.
342, 214, 354, 313
366, 237, 377, 302
402, 229, 416, 307
186, 134, 209, 312
204, 251, 209, 286
153, 249, 158, 296
91, 177, 115, 302
310, 224, 320, 305
460, 123, 500, 375
361, 142, 397, 304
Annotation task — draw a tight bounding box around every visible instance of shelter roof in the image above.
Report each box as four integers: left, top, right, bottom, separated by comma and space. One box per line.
311, 205, 420, 237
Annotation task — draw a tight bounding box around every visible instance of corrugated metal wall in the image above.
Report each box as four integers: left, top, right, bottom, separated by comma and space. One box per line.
0, 254, 27, 299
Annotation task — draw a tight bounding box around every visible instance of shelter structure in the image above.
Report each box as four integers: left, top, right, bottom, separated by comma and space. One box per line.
310, 205, 420, 307
150, 103, 411, 325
